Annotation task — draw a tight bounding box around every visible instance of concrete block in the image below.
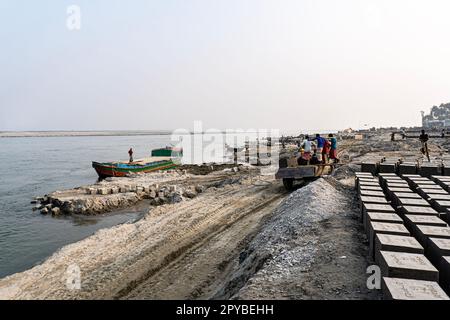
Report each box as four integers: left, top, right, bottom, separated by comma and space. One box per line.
419, 165, 443, 178
386, 182, 410, 189
356, 178, 379, 190
416, 226, 450, 249
387, 187, 413, 193
382, 277, 449, 300
398, 206, 438, 216
429, 200, 450, 213
379, 163, 397, 173
362, 203, 396, 224
443, 166, 450, 176
361, 162, 378, 174
402, 174, 421, 179
398, 163, 417, 175
437, 182, 450, 192
396, 198, 430, 207
427, 238, 450, 272
119, 186, 131, 193
359, 181, 380, 188
368, 222, 410, 259
366, 212, 403, 233
374, 234, 424, 264
356, 172, 374, 177
404, 215, 448, 228
392, 192, 422, 199
439, 257, 450, 294
360, 190, 385, 198
386, 187, 413, 200
378, 251, 438, 282
427, 194, 450, 201
360, 196, 389, 205
398, 164, 418, 175
404, 215, 448, 240
359, 185, 383, 193
417, 188, 448, 199
97, 188, 108, 195
111, 187, 119, 194
410, 181, 436, 190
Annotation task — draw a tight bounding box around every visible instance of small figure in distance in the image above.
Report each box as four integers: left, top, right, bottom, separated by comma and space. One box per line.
419, 130, 430, 162
128, 147, 134, 163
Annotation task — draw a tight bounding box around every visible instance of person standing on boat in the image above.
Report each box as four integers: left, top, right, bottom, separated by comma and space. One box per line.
128, 148, 134, 163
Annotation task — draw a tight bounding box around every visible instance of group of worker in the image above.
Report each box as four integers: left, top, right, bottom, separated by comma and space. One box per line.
298, 133, 339, 166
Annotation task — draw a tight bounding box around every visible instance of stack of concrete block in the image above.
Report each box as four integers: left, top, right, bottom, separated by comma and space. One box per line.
398, 162, 418, 175
379, 159, 399, 174
382, 278, 449, 300
419, 163, 443, 178
361, 161, 380, 175
443, 162, 450, 176
358, 169, 450, 299
432, 176, 450, 191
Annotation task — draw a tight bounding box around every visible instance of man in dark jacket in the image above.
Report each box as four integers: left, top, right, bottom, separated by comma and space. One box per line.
128, 148, 134, 163
419, 130, 430, 161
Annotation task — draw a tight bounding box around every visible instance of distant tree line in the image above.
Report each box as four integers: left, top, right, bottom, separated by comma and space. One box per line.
423, 103, 450, 122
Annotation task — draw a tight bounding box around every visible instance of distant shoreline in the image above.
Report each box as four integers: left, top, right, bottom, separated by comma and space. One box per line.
0, 131, 175, 138
0, 130, 280, 138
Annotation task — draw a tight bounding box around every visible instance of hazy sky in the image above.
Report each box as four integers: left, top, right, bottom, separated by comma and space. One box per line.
1, 0, 450, 132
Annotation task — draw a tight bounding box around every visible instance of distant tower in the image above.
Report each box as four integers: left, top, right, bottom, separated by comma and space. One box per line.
421, 111, 425, 127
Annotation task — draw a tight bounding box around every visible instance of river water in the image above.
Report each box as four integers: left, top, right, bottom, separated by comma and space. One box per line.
0, 135, 182, 278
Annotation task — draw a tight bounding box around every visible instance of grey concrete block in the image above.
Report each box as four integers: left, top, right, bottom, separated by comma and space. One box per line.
416, 225, 450, 249
362, 203, 396, 224
396, 198, 430, 207
430, 200, 450, 213
360, 190, 386, 198
417, 188, 449, 199
379, 251, 438, 282
379, 163, 397, 173
439, 257, 450, 295
368, 222, 410, 259
398, 206, 438, 216
366, 212, 403, 233
359, 185, 383, 193
361, 162, 378, 174
419, 165, 443, 178
427, 238, 450, 273
374, 234, 424, 264
398, 164, 418, 175
382, 277, 449, 300
360, 196, 389, 205
426, 194, 450, 201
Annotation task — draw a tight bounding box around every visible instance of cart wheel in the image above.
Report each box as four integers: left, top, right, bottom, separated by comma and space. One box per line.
283, 178, 294, 191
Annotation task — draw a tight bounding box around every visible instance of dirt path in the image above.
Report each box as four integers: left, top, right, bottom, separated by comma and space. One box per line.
0, 174, 286, 299
123, 183, 285, 299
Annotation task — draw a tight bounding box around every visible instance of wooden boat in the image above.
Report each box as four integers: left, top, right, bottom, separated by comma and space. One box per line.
92, 157, 179, 179
151, 146, 183, 157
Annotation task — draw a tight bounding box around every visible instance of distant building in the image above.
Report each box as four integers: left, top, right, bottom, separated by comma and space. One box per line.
422, 103, 450, 128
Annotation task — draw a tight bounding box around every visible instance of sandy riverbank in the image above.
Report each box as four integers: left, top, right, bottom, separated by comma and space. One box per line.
0, 132, 444, 299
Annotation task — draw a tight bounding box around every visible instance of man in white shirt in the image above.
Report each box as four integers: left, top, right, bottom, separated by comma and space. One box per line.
300, 135, 316, 164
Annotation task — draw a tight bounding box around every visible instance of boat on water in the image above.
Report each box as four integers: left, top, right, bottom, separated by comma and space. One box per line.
151, 146, 183, 157
92, 157, 180, 179
92, 147, 183, 178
